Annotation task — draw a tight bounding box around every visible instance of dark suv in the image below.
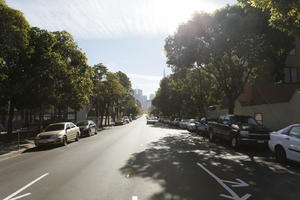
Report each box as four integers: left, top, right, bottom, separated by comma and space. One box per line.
208, 115, 270, 149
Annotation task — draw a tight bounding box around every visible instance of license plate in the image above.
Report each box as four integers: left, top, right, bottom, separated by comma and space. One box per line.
257, 140, 265, 143
39, 139, 50, 143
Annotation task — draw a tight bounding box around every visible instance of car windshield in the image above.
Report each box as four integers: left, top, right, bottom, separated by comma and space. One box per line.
76, 121, 88, 126
182, 119, 189, 122
45, 124, 65, 132
231, 116, 258, 125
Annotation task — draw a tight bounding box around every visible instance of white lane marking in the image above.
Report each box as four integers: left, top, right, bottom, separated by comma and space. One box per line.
3, 173, 49, 200
222, 179, 249, 188
9, 193, 31, 200
196, 163, 251, 200
132, 196, 138, 200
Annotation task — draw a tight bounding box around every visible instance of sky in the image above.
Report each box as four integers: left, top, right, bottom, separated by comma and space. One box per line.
6, 0, 235, 98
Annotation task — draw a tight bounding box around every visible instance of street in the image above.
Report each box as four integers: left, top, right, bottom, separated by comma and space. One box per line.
1, 116, 300, 200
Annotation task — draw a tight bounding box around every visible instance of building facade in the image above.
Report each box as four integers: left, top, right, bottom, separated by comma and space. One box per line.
216, 37, 300, 130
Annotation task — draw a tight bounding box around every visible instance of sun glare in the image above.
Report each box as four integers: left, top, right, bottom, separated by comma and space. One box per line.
154, 0, 221, 33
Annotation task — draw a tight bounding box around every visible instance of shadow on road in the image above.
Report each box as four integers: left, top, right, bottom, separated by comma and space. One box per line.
22, 140, 80, 153
22, 145, 61, 153
120, 133, 300, 200
148, 123, 184, 131
0, 139, 34, 155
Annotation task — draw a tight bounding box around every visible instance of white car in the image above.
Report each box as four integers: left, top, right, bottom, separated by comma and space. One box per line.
269, 124, 300, 163
179, 119, 189, 129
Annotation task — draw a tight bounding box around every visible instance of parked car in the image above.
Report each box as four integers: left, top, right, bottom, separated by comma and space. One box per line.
158, 117, 164, 123
165, 118, 172, 125
115, 119, 126, 126
35, 122, 80, 147
147, 117, 158, 124
187, 119, 197, 132
123, 116, 130, 123
76, 120, 97, 137
171, 118, 181, 127
195, 117, 216, 134
179, 119, 190, 129
269, 124, 300, 163
208, 115, 270, 149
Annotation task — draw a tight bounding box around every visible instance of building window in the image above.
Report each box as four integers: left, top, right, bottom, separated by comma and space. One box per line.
43, 114, 51, 120
289, 48, 296, 56
283, 67, 298, 83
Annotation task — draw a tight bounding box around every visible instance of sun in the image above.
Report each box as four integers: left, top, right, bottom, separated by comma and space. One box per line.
152, 0, 223, 34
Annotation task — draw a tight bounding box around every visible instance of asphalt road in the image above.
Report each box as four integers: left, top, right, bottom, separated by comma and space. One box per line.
1, 116, 300, 200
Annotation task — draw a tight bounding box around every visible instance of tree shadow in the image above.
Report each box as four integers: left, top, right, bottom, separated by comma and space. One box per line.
120, 133, 300, 200
148, 123, 184, 131
22, 145, 60, 153
0, 140, 34, 155
22, 140, 77, 153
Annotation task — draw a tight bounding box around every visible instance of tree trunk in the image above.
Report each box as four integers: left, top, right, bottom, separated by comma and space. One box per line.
95, 101, 99, 128
39, 109, 44, 130
228, 100, 235, 114
24, 110, 29, 127
7, 99, 15, 135
104, 104, 108, 126
100, 107, 104, 128
106, 104, 111, 126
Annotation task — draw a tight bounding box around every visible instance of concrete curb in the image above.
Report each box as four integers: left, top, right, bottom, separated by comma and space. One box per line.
0, 128, 106, 162
0, 141, 35, 162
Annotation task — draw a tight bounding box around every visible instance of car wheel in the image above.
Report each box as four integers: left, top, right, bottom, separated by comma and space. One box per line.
231, 137, 239, 149
209, 129, 214, 142
95, 129, 97, 135
88, 129, 92, 137
75, 133, 79, 141
275, 146, 287, 163
63, 136, 68, 146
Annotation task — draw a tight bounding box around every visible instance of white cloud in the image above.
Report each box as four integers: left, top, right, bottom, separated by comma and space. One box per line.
6, 0, 231, 39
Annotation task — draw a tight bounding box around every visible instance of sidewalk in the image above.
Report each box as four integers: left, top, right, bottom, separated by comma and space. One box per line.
0, 139, 35, 160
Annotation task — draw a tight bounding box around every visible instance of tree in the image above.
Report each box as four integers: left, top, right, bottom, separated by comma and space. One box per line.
152, 70, 219, 117
165, 5, 294, 114
19, 27, 70, 127
239, 0, 300, 34
92, 63, 108, 127
0, 1, 30, 134
52, 31, 93, 113
102, 72, 126, 125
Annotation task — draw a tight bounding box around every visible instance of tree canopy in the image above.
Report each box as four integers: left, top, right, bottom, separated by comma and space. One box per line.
0, 2, 138, 133
239, 0, 300, 34
159, 4, 294, 115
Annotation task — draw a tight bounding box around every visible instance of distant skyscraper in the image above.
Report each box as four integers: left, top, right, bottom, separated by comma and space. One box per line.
133, 89, 142, 97
133, 89, 149, 110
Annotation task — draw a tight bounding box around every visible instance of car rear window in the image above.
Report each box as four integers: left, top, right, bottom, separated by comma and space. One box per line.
231, 116, 258, 125
77, 121, 88, 126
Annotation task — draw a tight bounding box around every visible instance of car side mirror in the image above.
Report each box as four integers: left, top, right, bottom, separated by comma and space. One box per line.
282, 130, 288, 135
